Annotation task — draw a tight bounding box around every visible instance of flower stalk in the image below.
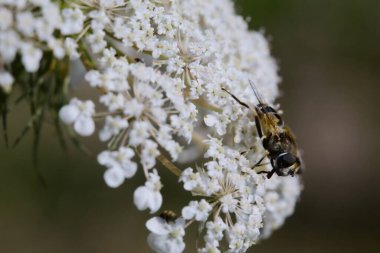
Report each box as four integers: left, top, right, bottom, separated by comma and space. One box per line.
157, 154, 182, 177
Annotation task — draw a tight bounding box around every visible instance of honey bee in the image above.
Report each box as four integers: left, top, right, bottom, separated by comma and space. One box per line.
222, 82, 302, 179
159, 210, 178, 222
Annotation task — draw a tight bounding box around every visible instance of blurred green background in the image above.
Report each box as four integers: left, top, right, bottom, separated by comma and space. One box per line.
1, 0, 380, 252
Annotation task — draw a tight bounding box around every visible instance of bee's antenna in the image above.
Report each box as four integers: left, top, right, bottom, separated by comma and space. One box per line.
248, 80, 264, 105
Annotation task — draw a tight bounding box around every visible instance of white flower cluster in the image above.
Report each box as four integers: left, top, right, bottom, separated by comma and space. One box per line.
146, 215, 186, 253
260, 176, 302, 239
144, 138, 301, 253
174, 137, 301, 253
0, 0, 64, 93
178, 145, 264, 252
59, 98, 95, 136
1, 0, 302, 252
144, 137, 301, 253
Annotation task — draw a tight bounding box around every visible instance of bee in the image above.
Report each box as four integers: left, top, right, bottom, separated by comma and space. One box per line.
222, 81, 302, 179
159, 210, 178, 222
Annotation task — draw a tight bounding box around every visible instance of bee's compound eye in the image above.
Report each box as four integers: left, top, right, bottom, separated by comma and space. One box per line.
276, 153, 297, 168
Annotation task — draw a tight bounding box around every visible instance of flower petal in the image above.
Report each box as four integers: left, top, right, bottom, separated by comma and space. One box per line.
59, 104, 79, 124
74, 116, 95, 136
147, 233, 167, 253
103, 167, 124, 188
181, 206, 195, 220
146, 217, 169, 235
148, 191, 163, 214
204, 114, 217, 127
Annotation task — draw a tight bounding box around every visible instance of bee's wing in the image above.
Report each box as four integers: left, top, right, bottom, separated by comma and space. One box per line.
249, 80, 266, 105
283, 126, 298, 147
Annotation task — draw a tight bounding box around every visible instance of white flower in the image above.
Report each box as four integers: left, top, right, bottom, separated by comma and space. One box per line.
129, 120, 151, 146
204, 113, 231, 135
16, 12, 35, 37
140, 140, 160, 169
59, 104, 80, 124
99, 116, 129, 142
182, 199, 212, 221
99, 48, 117, 67
103, 167, 125, 188
198, 241, 221, 253
205, 161, 224, 178
113, 16, 131, 41
35, 17, 55, 41
226, 223, 250, 252
0, 30, 19, 63
205, 218, 227, 242
220, 194, 239, 214
85, 70, 102, 88
179, 139, 268, 250
124, 98, 145, 118
204, 137, 225, 160
0, 7, 13, 30
0, 71, 14, 94
179, 167, 203, 192
21, 43, 43, 73
99, 0, 125, 9
99, 93, 126, 112
86, 30, 107, 54
260, 176, 302, 239
59, 99, 95, 136
64, 38, 80, 60
48, 38, 65, 59
134, 169, 163, 213
98, 147, 138, 187
73, 117, 96, 137
61, 8, 85, 35
89, 9, 110, 31
41, 2, 62, 28
146, 216, 186, 253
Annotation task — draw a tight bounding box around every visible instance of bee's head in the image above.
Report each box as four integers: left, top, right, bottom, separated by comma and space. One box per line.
274, 153, 301, 176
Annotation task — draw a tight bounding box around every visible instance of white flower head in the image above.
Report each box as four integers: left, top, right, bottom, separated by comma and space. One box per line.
99, 116, 129, 142
146, 216, 186, 253
178, 139, 267, 250
0, 7, 13, 30
16, 11, 35, 37
48, 38, 65, 59
21, 43, 43, 73
59, 98, 95, 136
98, 146, 138, 187
46, 0, 303, 252
179, 167, 204, 192
128, 120, 151, 146
134, 169, 163, 213
0, 71, 14, 94
64, 38, 80, 60
61, 8, 85, 35
182, 199, 212, 222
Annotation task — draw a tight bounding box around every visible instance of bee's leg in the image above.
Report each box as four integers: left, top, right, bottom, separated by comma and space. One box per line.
252, 155, 267, 168
254, 116, 263, 138
221, 88, 250, 109
257, 167, 274, 177
266, 158, 277, 179
241, 150, 248, 155
257, 167, 276, 178
240, 146, 254, 155
267, 169, 276, 179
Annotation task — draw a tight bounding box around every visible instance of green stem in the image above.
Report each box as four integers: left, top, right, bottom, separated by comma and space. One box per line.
157, 154, 182, 177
